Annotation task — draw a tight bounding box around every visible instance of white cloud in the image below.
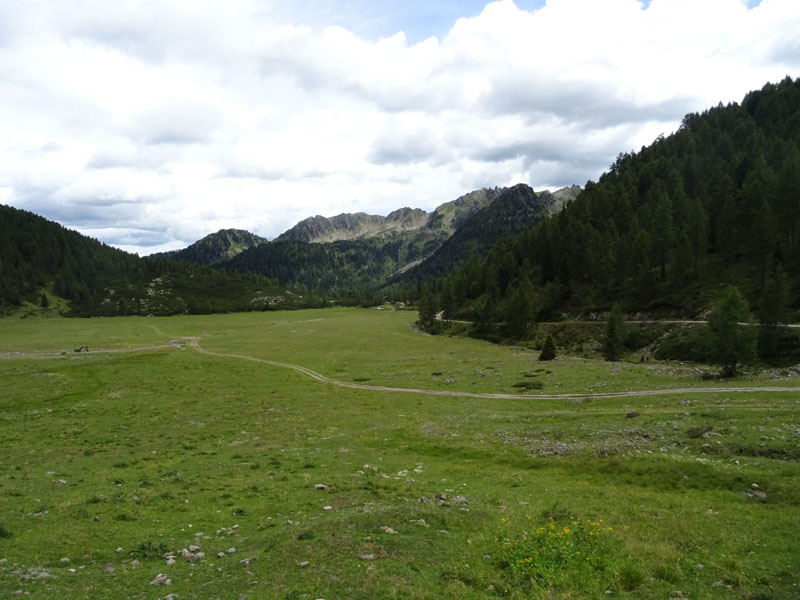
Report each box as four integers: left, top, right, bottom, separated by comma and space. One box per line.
1, 0, 799, 254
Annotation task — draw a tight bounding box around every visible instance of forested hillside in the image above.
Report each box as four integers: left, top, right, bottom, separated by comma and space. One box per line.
423, 77, 800, 335
394, 184, 580, 284
0, 205, 316, 316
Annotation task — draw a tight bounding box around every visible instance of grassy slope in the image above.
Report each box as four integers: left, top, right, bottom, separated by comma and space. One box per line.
1, 308, 798, 599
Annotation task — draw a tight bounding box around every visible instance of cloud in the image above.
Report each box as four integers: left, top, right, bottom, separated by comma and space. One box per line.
1, 0, 799, 254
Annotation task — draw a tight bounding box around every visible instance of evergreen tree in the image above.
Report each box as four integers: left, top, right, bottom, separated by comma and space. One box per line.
604, 303, 625, 361
708, 286, 756, 376
505, 274, 534, 339
40, 293, 49, 309
417, 285, 439, 330
539, 333, 557, 361
758, 266, 789, 360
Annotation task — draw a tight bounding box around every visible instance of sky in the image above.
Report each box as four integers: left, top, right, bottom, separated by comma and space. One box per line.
1, 0, 797, 255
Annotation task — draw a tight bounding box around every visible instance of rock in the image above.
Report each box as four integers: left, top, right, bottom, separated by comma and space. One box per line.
188, 544, 201, 552
626, 411, 639, 418
59, 558, 70, 564
130, 560, 140, 567
240, 557, 257, 565
380, 526, 397, 534
314, 484, 327, 491
164, 595, 178, 600
93, 516, 100, 521
115, 547, 123, 553
359, 554, 375, 560
217, 552, 225, 558
751, 483, 759, 489
166, 558, 176, 566
297, 561, 310, 568
752, 490, 768, 501
451, 496, 469, 506
417, 496, 431, 504
323, 505, 333, 510
102, 564, 115, 574
149, 573, 171, 586
187, 552, 205, 563
227, 547, 236, 554
409, 519, 429, 527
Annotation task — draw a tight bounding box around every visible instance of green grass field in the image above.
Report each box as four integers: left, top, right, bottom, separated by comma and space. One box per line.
1, 307, 799, 599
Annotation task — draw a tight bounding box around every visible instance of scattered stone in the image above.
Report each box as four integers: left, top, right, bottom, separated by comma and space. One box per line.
115, 547, 123, 553
435, 493, 447, 502
166, 558, 177, 566
217, 552, 225, 559
417, 496, 431, 504
227, 547, 236, 554
483, 554, 491, 561
380, 526, 397, 534
102, 564, 115, 574
68, 568, 76, 573
297, 561, 310, 568
359, 554, 375, 560
752, 490, 768, 501
240, 557, 257, 565
697, 563, 704, 569
409, 519, 429, 527
451, 496, 469, 506
751, 483, 759, 489
93, 516, 100, 522
188, 545, 201, 552
439, 529, 449, 534
164, 595, 178, 600
626, 411, 639, 419
187, 552, 205, 563
712, 581, 725, 588
59, 558, 70, 564
149, 573, 171, 586
130, 560, 140, 567
314, 484, 327, 491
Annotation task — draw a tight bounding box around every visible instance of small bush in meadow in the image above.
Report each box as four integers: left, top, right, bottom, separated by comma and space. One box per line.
494, 515, 626, 592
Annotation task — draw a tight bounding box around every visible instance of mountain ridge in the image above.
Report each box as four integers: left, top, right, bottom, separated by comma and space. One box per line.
275, 187, 506, 243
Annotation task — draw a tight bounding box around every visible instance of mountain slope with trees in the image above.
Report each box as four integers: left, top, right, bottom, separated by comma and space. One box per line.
152, 229, 266, 265
395, 184, 580, 284
424, 77, 800, 356
0, 205, 316, 316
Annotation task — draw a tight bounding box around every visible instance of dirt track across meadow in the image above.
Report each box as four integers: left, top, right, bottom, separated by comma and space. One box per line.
187, 337, 800, 400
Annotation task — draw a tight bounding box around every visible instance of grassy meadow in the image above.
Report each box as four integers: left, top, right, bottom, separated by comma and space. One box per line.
1, 307, 799, 599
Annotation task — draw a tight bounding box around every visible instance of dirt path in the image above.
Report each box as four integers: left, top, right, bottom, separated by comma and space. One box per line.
187, 338, 800, 400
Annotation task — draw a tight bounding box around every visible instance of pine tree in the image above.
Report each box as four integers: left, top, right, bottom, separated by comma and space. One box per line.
40, 293, 49, 309
604, 303, 625, 361
708, 286, 756, 376
539, 333, 557, 361
758, 266, 788, 360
